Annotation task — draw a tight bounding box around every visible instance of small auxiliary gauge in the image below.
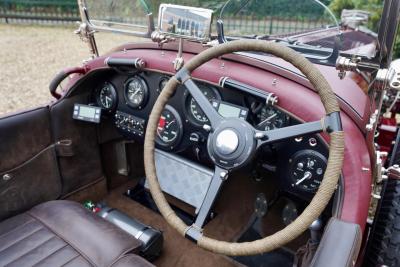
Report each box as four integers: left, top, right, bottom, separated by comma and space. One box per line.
288, 150, 327, 192
96, 82, 117, 111
156, 105, 183, 150
124, 76, 149, 109
157, 76, 173, 96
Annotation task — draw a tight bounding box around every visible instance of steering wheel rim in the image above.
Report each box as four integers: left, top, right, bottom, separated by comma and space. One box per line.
144, 40, 344, 256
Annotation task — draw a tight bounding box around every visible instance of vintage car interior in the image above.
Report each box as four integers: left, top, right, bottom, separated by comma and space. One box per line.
1, 1, 400, 266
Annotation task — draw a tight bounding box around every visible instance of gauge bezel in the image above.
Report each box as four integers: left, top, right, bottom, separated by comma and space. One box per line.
155, 105, 184, 150
124, 75, 149, 110
183, 84, 221, 127
95, 82, 118, 112
288, 149, 327, 193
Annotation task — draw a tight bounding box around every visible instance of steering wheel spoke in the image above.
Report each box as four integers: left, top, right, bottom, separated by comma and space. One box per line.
177, 69, 223, 128
255, 119, 324, 148
255, 112, 342, 148
255, 112, 342, 149
185, 166, 228, 241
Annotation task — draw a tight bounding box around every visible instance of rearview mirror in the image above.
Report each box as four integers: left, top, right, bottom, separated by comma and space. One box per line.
158, 4, 213, 41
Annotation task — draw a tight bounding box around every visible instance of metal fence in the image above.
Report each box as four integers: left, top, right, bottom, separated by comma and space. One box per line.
0, 0, 79, 24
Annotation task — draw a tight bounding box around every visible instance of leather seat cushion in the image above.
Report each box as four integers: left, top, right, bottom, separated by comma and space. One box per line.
0, 200, 151, 267
111, 254, 154, 267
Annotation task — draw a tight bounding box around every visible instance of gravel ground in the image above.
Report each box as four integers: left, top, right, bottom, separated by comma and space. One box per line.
0, 24, 141, 116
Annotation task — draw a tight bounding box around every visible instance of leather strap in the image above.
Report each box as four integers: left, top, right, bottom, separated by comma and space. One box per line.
55, 139, 74, 157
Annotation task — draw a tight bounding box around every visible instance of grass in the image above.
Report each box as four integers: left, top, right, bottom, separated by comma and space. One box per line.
0, 24, 144, 115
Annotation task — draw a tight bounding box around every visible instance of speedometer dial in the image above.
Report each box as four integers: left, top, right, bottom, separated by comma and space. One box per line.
124, 76, 149, 109
289, 150, 327, 192
156, 105, 183, 149
185, 84, 221, 125
96, 82, 117, 111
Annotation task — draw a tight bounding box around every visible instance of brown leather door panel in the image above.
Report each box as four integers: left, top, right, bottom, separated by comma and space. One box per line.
0, 108, 61, 219
0, 108, 52, 171
50, 93, 103, 195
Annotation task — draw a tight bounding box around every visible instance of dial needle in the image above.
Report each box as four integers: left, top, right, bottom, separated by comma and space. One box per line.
296, 171, 312, 185
105, 96, 111, 107
166, 120, 175, 129
129, 88, 141, 99
257, 113, 277, 127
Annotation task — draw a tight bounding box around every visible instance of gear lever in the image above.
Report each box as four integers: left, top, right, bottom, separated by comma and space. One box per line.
309, 218, 323, 244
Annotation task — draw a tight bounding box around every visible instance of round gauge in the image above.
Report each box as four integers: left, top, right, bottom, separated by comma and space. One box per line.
96, 82, 117, 111
289, 150, 327, 192
185, 85, 221, 125
157, 76, 172, 95
124, 76, 149, 109
255, 105, 289, 130
156, 105, 183, 149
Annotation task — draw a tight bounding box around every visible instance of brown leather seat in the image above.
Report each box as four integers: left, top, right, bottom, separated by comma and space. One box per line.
0, 200, 154, 267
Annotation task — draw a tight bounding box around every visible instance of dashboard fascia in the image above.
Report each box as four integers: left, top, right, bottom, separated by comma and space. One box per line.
89, 68, 331, 202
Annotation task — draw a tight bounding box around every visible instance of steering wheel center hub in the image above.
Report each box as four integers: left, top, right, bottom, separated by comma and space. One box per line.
215, 129, 239, 155
208, 119, 256, 170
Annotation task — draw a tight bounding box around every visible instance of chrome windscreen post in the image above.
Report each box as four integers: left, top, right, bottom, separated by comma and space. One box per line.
76, 0, 99, 58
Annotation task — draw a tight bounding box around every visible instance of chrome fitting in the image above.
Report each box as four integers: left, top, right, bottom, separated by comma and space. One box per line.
336, 56, 360, 79
151, 31, 175, 46
373, 59, 400, 91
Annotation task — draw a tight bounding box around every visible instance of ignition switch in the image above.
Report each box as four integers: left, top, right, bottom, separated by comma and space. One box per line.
190, 132, 206, 161
189, 132, 205, 143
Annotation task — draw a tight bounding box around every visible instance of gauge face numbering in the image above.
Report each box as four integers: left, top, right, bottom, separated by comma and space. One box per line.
156, 105, 183, 148
124, 76, 149, 109
97, 82, 117, 111
289, 150, 327, 192
185, 84, 221, 125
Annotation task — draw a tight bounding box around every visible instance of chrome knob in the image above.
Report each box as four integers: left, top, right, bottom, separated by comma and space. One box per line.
215, 129, 239, 155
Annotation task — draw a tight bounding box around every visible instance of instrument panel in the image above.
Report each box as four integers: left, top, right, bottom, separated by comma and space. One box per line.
91, 70, 329, 200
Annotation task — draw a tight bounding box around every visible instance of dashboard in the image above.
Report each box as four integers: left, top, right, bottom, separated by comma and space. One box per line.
91, 70, 330, 200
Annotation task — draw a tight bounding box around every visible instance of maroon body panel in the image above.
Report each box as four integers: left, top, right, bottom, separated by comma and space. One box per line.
77, 44, 372, 232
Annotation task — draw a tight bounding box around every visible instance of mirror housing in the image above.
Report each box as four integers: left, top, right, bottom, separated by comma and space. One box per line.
157, 4, 213, 42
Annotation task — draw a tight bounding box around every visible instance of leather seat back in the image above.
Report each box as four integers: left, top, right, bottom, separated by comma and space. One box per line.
311, 218, 362, 267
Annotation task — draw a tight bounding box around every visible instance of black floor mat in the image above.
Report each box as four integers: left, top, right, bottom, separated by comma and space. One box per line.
127, 179, 294, 267
233, 224, 294, 267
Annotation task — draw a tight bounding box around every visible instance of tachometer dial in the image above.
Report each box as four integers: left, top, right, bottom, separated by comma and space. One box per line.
289, 150, 327, 192
96, 82, 117, 111
256, 105, 289, 130
185, 84, 221, 125
124, 76, 149, 109
156, 105, 183, 149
